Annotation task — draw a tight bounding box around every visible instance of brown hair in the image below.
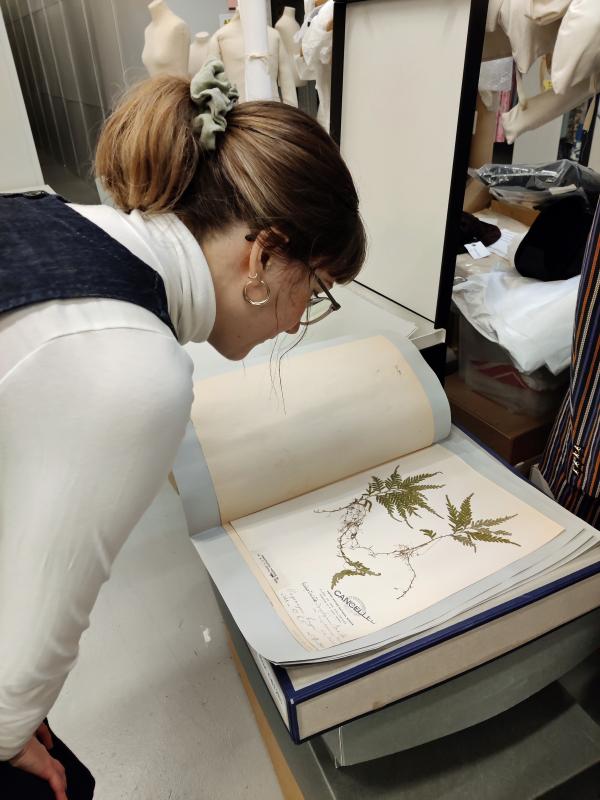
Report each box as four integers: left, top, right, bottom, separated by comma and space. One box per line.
95, 75, 366, 282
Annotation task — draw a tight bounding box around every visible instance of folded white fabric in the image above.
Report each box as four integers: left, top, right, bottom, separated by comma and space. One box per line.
526, 0, 571, 25
452, 270, 579, 375
552, 0, 600, 94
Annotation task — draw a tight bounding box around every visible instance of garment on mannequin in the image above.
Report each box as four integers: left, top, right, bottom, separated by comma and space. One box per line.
502, 69, 600, 143
296, 0, 334, 129
275, 7, 307, 88
142, 0, 191, 77
189, 31, 211, 77
207, 10, 298, 105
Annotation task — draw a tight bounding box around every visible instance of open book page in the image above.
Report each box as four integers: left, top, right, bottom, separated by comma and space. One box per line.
189, 428, 591, 663
190, 335, 446, 522
283, 542, 600, 688
226, 444, 564, 651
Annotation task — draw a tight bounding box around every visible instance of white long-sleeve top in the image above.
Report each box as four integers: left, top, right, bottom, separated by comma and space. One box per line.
0, 205, 216, 760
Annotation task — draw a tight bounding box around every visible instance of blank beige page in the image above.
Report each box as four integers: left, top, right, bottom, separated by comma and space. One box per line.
190, 336, 435, 521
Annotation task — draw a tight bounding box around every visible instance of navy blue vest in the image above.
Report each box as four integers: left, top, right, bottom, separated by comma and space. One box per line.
0, 191, 176, 336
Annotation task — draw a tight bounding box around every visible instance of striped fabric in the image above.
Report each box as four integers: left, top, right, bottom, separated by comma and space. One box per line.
539, 198, 600, 528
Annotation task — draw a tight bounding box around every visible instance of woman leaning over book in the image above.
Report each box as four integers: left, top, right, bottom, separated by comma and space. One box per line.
0, 60, 366, 799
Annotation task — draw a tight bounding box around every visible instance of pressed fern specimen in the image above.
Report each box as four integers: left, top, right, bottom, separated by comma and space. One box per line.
320, 470, 444, 591
319, 468, 520, 598
420, 494, 518, 552
367, 468, 445, 527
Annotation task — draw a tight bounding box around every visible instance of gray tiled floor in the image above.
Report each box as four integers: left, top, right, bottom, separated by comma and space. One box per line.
51, 481, 283, 800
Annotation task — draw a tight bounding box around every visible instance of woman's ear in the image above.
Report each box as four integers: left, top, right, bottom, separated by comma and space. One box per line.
245, 235, 268, 278
247, 227, 291, 277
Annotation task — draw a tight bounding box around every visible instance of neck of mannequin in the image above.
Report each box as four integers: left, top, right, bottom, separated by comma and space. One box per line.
231, 9, 241, 21
195, 31, 210, 42
283, 6, 295, 16
148, 0, 174, 22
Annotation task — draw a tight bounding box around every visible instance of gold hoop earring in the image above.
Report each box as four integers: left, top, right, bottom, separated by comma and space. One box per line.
243, 273, 271, 307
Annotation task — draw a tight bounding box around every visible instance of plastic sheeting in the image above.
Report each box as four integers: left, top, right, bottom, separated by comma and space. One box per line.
470, 160, 600, 207
452, 270, 579, 375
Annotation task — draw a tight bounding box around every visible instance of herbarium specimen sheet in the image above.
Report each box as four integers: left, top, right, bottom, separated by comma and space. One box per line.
227, 445, 564, 650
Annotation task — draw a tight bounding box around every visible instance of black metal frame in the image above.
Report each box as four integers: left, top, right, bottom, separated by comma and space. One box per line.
329, 0, 488, 332
580, 94, 600, 168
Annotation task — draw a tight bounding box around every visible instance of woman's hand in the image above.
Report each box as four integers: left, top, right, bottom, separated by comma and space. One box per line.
9, 723, 68, 800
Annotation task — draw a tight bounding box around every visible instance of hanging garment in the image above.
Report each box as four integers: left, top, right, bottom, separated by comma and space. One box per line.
527, 0, 572, 26
498, 0, 561, 74
501, 69, 600, 143
538, 199, 600, 526
295, 0, 334, 129
551, 0, 600, 94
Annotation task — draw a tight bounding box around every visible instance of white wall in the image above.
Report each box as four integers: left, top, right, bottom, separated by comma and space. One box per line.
0, 0, 228, 178
168, 0, 227, 33
0, 4, 43, 189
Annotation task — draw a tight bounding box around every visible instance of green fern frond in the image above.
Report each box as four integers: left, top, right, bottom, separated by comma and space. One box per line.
420, 529, 437, 539
472, 514, 517, 528
456, 494, 474, 528
403, 472, 443, 487
444, 494, 520, 552
446, 496, 460, 529
367, 476, 386, 494
376, 489, 440, 526
331, 558, 381, 589
452, 533, 476, 549
331, 569, 356, 588
466, 529, 520, 546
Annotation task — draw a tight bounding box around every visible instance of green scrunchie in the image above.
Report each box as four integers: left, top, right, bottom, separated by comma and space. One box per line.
190, 59, 239, 151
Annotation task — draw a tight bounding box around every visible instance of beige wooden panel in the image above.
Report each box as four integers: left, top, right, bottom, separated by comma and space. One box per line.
340, 0, 472, 322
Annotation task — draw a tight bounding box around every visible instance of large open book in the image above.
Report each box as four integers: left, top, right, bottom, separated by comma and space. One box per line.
174, 334, 600, 672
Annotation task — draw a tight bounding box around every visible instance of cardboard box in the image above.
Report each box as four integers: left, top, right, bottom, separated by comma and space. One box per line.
445, 373, 556, 464
490, 199, 539, 227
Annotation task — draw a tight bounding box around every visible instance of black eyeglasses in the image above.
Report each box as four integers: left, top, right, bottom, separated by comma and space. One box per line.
245, 233, 341, 325
300, 274, 341, 326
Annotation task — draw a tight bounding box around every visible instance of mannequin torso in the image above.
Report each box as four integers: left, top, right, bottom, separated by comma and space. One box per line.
208, 13, 297, 105
142, 0, 191, 78
189, 31, 211, 76
275, 7, 307, 88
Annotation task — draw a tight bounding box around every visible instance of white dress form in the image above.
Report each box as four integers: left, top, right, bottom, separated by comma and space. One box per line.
296, 0, 334, 128
189, 31, 211, 76
207, 11, 298, 106
275, 7, 307, 88
142, 0, 190, 78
